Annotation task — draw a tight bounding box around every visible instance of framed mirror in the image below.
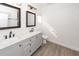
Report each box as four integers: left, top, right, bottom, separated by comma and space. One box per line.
0, 3, 21, 30
26, 11, 36, 27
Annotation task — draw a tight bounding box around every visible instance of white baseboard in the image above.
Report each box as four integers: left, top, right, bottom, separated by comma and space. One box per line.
47, 38, 79, 52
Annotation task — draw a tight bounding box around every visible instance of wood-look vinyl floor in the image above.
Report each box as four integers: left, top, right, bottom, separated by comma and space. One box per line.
33, 42, 79, 56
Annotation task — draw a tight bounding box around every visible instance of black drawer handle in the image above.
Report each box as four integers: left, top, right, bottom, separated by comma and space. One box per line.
30, 40, 31, 41
29, 50, 31, 53
29, 44, 31, 46
19, 44, 22, 47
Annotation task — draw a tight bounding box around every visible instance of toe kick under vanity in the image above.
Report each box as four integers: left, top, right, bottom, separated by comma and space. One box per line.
0, 31, 42, 56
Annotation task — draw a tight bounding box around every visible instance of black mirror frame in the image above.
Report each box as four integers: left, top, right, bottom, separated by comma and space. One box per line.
26, 11, 36, 27
0, 3, 21, 30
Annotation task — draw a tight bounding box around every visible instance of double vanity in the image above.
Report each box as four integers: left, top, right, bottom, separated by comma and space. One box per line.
0, 3, 42, 56
0, 31, 42, 56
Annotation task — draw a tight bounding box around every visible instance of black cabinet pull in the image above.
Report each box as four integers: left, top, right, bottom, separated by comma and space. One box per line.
30, 40, 31, 41
29, 50, 31, 53
29, 44, 31, 46
19, 44, 22, 47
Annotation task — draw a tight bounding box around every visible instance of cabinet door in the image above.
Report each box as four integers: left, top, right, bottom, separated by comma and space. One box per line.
30, 42, 38, 54
36, 33, 42, 46
30, 33, 42, 55
22, 39, 31, 56
0, 42, 24, 56
23, 44, 31, 56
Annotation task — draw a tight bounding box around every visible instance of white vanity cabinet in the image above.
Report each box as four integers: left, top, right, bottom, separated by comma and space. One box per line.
29, 33, 42, 55
23, 33, 42, 56
0, 38, 30, 56
0, 32, 42, 56
0, 41, 24, 56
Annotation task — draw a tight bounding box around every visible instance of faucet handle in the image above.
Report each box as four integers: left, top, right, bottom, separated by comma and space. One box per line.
10, 31, 12, 35
5, 35, 7, 39
13, 34, 15, 37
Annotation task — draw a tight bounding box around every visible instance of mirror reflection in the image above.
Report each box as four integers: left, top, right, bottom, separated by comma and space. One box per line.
0, 3, 20, 29
26, 11, 36, 27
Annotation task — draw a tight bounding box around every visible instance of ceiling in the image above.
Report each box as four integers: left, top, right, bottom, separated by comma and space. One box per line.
29, 3, 53, 10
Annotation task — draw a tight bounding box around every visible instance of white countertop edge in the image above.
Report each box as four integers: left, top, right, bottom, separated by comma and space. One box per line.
0, 31, 41, 50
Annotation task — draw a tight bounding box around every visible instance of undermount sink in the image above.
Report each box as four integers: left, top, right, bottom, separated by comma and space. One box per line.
0, 37, 18, 49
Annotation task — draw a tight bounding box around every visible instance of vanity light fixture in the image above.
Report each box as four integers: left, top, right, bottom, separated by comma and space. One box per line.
28, 5, 37, 10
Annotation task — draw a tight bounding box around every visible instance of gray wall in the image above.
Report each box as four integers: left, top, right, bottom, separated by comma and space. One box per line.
42, 3, 79, 51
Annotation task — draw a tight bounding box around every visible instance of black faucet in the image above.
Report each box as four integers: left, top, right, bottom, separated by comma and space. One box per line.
30, 28, 34, 32
9, 31, 12, 38
4, 31, 15, 39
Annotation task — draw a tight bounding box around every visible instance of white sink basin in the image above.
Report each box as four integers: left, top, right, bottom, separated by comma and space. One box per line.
0, 37, 18, 49
1, 37, 18, 44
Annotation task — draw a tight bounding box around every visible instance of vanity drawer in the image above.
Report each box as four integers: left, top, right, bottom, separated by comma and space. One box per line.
29, 33, 42, 42
29, 36, 36, 42
0, 41, 24, 56
30, 40, 42, 54
22, 39, 30, 45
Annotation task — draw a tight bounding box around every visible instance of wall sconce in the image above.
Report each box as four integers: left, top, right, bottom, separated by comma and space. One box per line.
28, 5, 37, 10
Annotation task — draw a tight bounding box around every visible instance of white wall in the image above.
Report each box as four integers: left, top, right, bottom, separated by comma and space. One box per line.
42, 3, 79, 51
0, 3, 38, 41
